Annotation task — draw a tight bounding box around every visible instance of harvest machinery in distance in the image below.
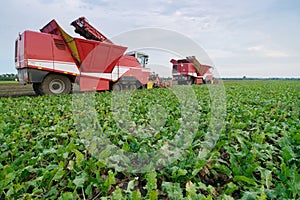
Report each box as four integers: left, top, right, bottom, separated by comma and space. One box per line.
171, 56, 214, 85
15, 17, 214, 95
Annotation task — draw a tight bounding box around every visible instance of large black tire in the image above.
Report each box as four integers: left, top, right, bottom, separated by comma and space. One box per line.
186, 80, 192, 85
32, 83, 42, 95
128, 83, 138, 90
112, 83, 122, 91
40, 74, 72, 95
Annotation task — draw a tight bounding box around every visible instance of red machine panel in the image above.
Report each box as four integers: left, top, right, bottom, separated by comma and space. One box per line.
118, 55, 141, 67
75, 38, 127, 73
24, 31, 53, 61
52, 35, 76, 63
79, 76, 110, 91
20, 31, 77, 72
198, 65, 212, 76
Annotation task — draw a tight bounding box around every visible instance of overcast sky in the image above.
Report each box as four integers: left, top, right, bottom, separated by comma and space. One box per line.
1, 0, 299, 77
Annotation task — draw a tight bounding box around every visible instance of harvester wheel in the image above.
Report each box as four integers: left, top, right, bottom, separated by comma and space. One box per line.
128, 83, 138, 90
40, 74, 72, 95
33, 83, 42, 95
112, 83, 122, 91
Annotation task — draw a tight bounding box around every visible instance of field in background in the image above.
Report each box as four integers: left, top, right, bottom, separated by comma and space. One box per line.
1, 80, 299, 199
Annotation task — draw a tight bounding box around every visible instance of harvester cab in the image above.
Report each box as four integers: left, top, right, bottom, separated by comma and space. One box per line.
126, 51, 149, 68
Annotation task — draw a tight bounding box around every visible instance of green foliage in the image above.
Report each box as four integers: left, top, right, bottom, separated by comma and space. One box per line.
0, 81, 299, 199
0, 73, 17, 81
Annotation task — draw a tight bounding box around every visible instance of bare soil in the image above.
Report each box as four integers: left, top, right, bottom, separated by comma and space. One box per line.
0, 82, 36, 98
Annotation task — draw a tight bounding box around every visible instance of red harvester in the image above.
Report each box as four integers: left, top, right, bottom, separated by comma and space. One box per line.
171, 56, 214, 85
15, 17, 150, 95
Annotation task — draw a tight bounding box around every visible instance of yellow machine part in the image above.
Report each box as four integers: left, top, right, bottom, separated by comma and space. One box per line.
147, 81, 154, 89
56, 24, 81, 64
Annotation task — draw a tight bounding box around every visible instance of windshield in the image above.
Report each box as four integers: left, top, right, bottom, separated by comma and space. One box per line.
126, 51, 149, 68
136, 54, 148, 68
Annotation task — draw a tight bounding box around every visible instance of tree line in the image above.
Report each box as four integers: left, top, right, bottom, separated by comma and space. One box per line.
0, 74, 17, 81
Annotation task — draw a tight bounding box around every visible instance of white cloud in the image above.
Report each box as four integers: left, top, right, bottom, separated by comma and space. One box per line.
207, 49, 235, 59
247, 45, 290, 58
264, 50, 289, 58
247, 45, 264, 51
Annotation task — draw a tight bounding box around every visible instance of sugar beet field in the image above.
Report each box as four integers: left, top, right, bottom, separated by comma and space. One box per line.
0, 80, 299, 199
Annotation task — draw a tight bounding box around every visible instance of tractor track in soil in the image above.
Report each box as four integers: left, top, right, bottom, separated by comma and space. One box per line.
0, 82, 81, 98
0, 82, 37, 98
